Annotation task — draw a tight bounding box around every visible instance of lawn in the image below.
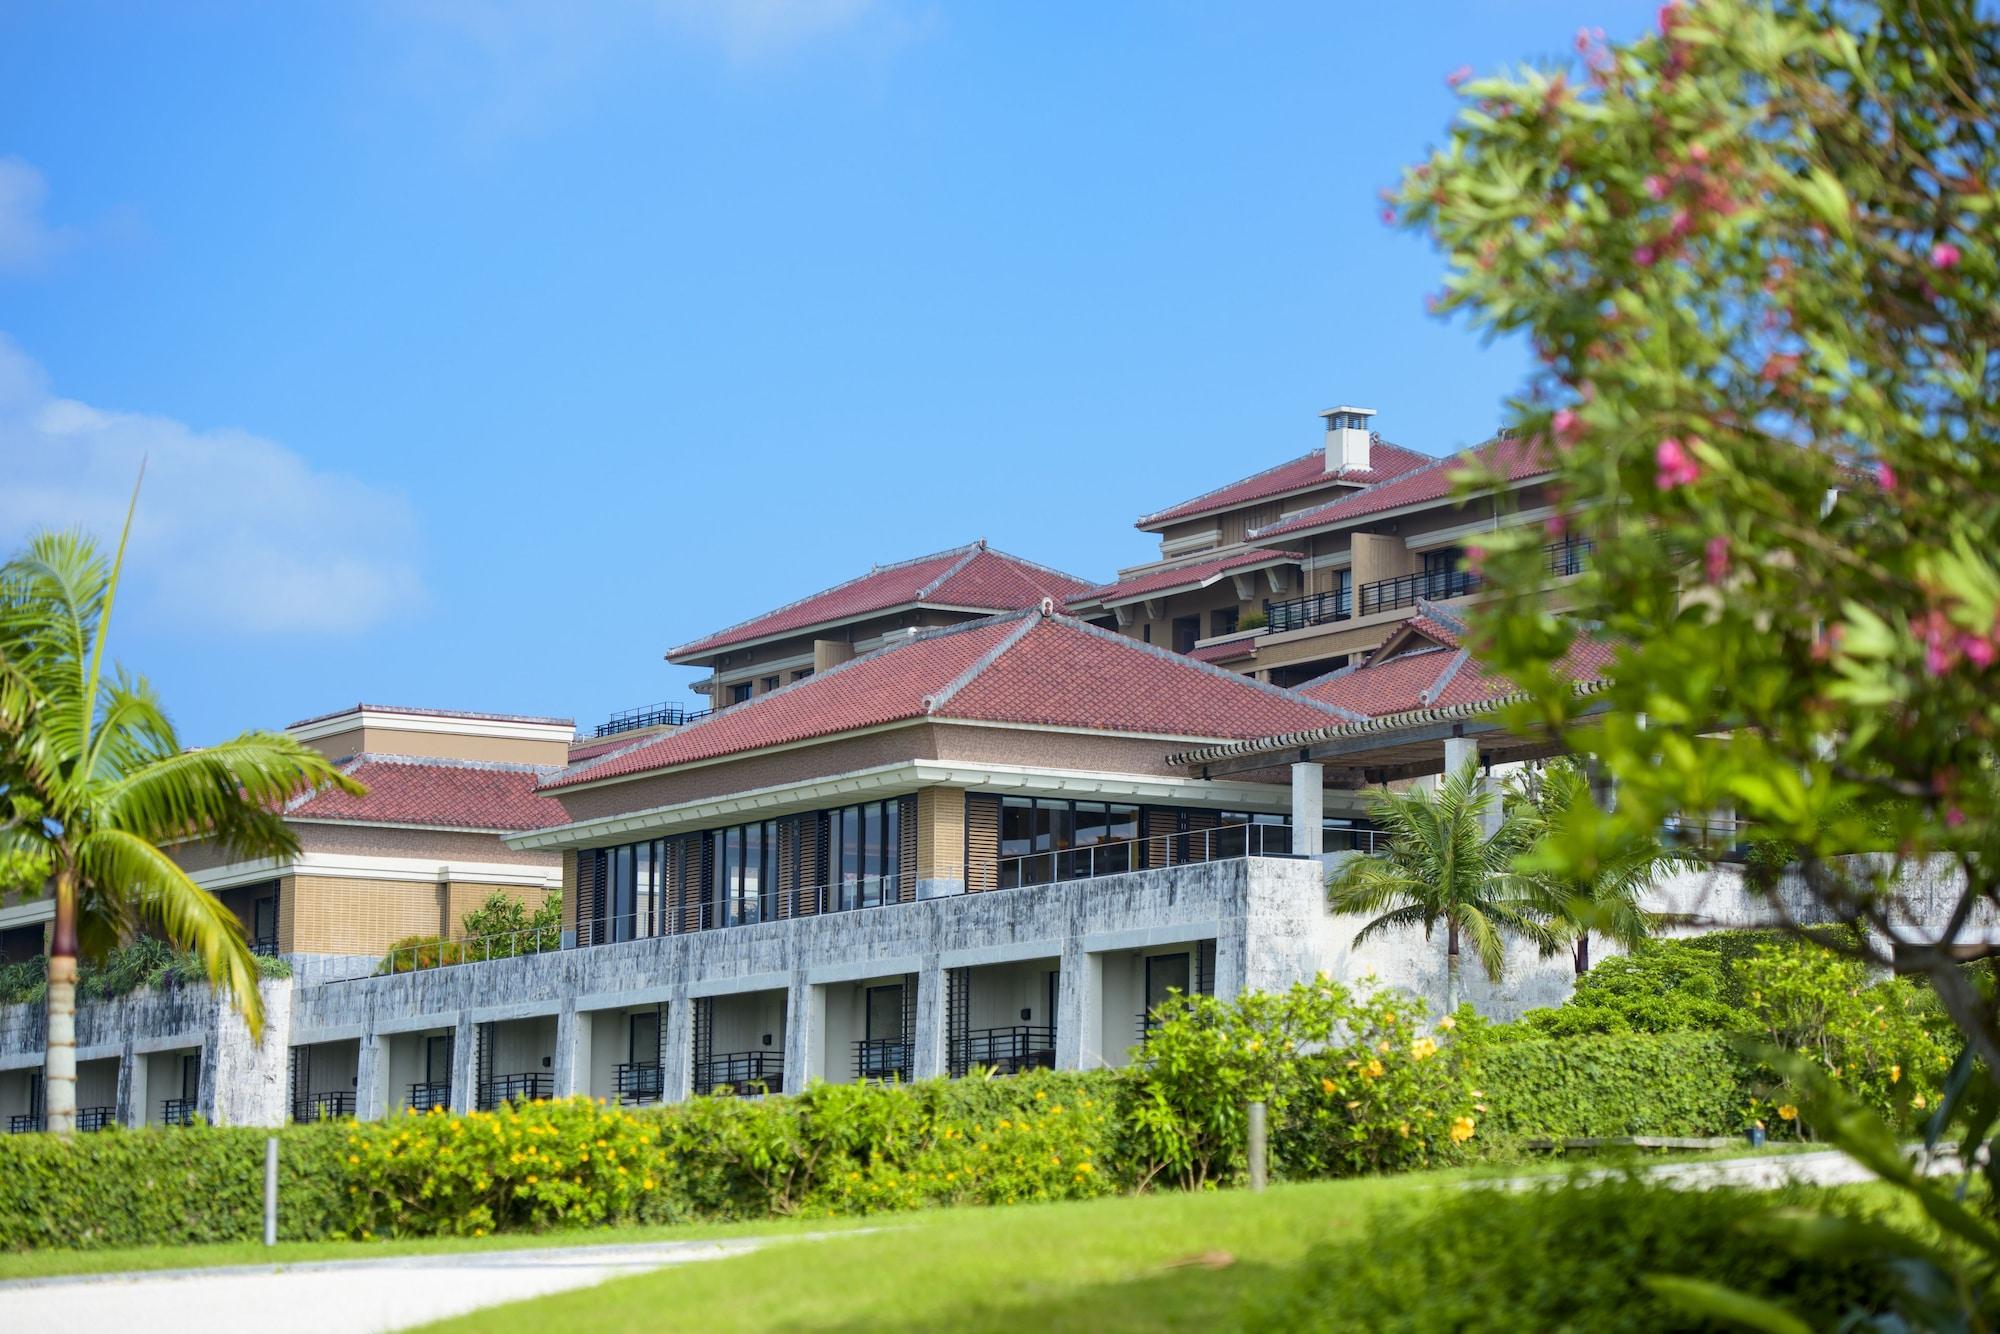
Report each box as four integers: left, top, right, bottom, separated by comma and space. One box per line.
410, 1171, 1483, 1334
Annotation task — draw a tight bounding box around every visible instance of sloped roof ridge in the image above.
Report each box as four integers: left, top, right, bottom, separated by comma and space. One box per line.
1246, 435, 1510, 540
549, 609, 1039, 790
1136, 449, 1324, 529
1419, 649, 1474, 706
921, 613, 1044, 714
666, 541, 985, 656
934, 542, 1097, 592
1412, 597, 1471, 636
1052, 614, 1370, 722
343, 752, 563, 776
914, 545, 986, 599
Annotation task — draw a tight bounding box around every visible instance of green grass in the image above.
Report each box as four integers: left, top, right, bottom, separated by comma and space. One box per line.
0, 1213, 874, 1282
411, 1172, 1473, 1334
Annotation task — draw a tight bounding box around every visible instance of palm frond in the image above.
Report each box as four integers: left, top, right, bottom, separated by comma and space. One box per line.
101, 729, 359, 856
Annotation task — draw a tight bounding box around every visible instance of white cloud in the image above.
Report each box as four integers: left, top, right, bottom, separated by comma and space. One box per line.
0, 335, 426, 636
0, 158, 72, 274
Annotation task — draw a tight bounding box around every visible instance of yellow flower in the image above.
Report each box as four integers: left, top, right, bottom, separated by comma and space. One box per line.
1890, 1064, 1902, 1084
1913, 1093, 1928, 1110
1410, 1037, 1439, 1062
1777, 1104, 1798, 1121
1035, 1091, 1047, 1100
1397, 1121, 1410, 1138
1376, 1040, 1392, 1055
1362, 1059, 1385, 1080
347, 1154, 359, 1165
525, 1174, 538, 1184
1437, 1015, 1456, 1031
1321, 1077, 1337, 1094
1449, 1116, 1476, 1143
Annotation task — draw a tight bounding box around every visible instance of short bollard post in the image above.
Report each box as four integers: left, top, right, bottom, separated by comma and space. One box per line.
1246, 1100, 1268, 1193
264, 1135, 279, 1247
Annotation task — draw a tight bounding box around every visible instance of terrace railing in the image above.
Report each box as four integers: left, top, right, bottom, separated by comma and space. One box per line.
987, 821, 1302, 891
595, 703, 713, 738
1357, 567, 1481, 618
476, 1073, 554, 1111
160, 1097, 198, 1127
960, 1025, 1055, 1075
1262, 589, 1350, 634
852, 1037, 911, 1084
292, 1091, 356, 1123
614, 1062, 663, 1104
699, 1051, 783, 1097
77, 1106, 116, 1132
407, 1081, 452, 1112
6, 1114, 39, 1134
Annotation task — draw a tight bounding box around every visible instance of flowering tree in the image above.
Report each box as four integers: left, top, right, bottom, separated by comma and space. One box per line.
1394, 1, 2000, 1084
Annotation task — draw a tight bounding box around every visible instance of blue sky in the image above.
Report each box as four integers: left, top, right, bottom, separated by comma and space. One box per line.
0, 0, 1656, 745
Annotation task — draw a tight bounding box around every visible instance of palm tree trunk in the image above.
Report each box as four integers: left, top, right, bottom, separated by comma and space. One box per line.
1445, 918, 1461, 1013
45, 869, 79, 1135
1574, 932, 1590, 976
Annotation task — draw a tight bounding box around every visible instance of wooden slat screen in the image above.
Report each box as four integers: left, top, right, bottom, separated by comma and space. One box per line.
898, 795, 919, 902
964, 793, 1001, 892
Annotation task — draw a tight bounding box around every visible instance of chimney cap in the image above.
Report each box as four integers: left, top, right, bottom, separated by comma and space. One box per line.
1320, 405, 1378, 420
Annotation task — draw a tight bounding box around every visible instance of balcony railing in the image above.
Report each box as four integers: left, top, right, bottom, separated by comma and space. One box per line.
614, 1062, 663, 1104
78, 1106, 116, 1132
1357, 567, 1481, 618
595, 702, 713, 738
160, 1097, 198, 1127
693, 874, 903, 931
249, 938, 280, 958
1262, 589, 1350, 634
698, 1051, 783, 1097
407, 1080, 452, 1112
989, 821, 1301, 891
477, 1073, 554, 1111
6, 1114, 39, 1134
292, 1091, 356, 1123
852, 1037, 911, 1083
960, 1025, 1055, 1075
376, 924, 562, 976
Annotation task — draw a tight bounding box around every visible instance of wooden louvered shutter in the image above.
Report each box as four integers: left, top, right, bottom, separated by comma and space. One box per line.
964, 794, 1001, 893
897, 795, 918, 902
1180, 808, 1220, 863
1141, 807, 1178, 871
795, 813, 824, 917
577, 850, 604, 947
684, 835, 712, 933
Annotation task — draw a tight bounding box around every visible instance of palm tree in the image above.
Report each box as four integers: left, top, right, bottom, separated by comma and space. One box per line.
0, 504, 357, 1133
1510, 759, 1685, 975
1328, 761, 1557, 1011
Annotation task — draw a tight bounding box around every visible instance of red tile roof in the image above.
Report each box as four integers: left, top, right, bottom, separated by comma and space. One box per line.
667, 542, 1094, 661
1188, 639, 1255, 664
1297, 606, 1612, 718
1067, 548, 1303, 609
286, 756, 570, 831
548, 609, 1353, 790
1249, 436, 1552, 543
1136, 442, 1434, 530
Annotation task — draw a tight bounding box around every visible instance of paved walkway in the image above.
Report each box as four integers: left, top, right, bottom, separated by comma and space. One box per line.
1495, 1145, 1967, 1193
0, 1235, 781, 1333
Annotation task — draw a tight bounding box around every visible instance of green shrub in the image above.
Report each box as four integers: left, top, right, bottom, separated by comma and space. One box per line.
0, 1124, 350, 1249
1516, 939, 1739, 1038
0, 956, 44, 1005
1249, 1176, 1911, 1332
1475, 1031, 1758, 1145
0, 942, 288, 1006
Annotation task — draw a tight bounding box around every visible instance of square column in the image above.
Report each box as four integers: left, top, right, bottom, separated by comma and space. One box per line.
1054, 941, 1103, 1071
550, 1001, 581, 1099
354, 1033, 389, 1121
911, 960, 946, 1080
449, 1013, 476, 1115
782, 972, 817, 1094
1290, 761, 1324, 856
660, 998, 692, 1104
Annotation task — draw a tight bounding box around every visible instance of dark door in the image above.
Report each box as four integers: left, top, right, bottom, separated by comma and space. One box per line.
425, 1034, 454, 1085
251, 895, 278, 950
1145, 953, 1191, 1016
179, 1053, 201, 1101
866, 984, 904, 1042
629, 1010, 660, 1067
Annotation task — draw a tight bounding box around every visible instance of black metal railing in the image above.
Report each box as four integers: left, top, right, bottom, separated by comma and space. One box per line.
250, 938, 280, 958
989, 821, 1299, 891
699, 1051, 783, 1097
160, 1097, 198, 1127
78, 1106, 116, 1132
6, 1114, 40, 1134
292, 1091, 356, 1123
407, 1081, 452, 1112
1357, 567, 1481, 617
614, 1062, 663, 1104
476, 1073, 553, 1111
1546, 536, 1594, 577
595, 703, 712, 738
961, 1025, 1055, 1075
852, 1038, 911, 1084
1262, 589, 1351, 634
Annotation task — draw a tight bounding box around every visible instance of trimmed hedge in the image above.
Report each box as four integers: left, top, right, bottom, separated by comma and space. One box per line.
0, 1124, 350, 1249
1475, 1031, 1759, 1144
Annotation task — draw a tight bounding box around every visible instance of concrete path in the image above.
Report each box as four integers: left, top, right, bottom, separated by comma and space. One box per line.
0, 1235, 781, 1333
1494, 1145, 1968, 1193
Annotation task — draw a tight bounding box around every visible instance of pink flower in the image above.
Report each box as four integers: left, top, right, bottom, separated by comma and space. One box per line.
1668, 209, 1693, 239
1658, 2, 1680, 33
1875, 460, 1897, 493
1643, 175, 1668, 200
1688, 142, 1709, 164
1634, 244, 1657, 267
1464, 545, 1487, 575
1552, 407, 1582, 445
1654, 437, 1700, 489
1446, 65, 1473, 88
1704, 534, 1730, 584
1930, 242, 1962, 270
1946, 807, 1967, 829
1965, 637, 1997, 670
1381, 208, 1396, 225
1544, 512, 1569, 539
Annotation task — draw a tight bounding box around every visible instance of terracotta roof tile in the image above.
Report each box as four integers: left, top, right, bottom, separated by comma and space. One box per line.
548, 610, 1350, 790
1068, 548, 1302, 609
667, 543, 1093, 661
286, 755, 570, 830
1298, 624, 1614, 717
1137, 442, 1434, 530
1249, 436, 1553, 543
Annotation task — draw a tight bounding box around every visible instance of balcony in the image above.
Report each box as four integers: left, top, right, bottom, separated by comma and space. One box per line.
614, 1062, 663, 1105
699, 1051, 782, 1097
292, 1091, 355, 1123
1357, 567, 1481, 618
595, 702, 712, 738
407, 1080, 452, 1111
7, 1106, 116, 1134
959, 1025, 1055, 1075
1262, 589, 1350, 634
693, 874, 902, 931
6, 1114, 38, 1134
476, 1072, 553, 1111
160, 1097, 198, 1127
852, 1037, 911, 1084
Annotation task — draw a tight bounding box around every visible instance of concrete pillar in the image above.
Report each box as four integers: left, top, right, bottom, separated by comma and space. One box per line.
355, 1032, 389, 1121
782, 972, 817, 1095
661, 998, 692, 1104
1443, 735, 1479, 780
117, 1039, 143, 1128
449, 1013, 476, 1114
911, 960, 946, 1080
1212, 928, 1246, 1001
1055, 942, 1102, 1071
1290, 762, 1324, 856
551, 1000, 581, 1099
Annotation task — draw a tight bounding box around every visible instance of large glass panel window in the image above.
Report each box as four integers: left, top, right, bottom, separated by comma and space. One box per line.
996, 797, 1140, 887
826, 800, 900, 910
710, 820, 777, 927
595, 838, 673, 944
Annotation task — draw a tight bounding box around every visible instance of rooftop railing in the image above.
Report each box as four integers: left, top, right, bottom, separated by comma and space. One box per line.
594, 703, 713, 738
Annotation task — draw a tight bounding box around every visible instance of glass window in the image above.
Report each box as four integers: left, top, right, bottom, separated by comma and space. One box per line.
1172, 615, 1200, 654
612, 844, 636, 941
728, 682, 752, 704
760, 675, 780, 693
1210, 607, 1239, 638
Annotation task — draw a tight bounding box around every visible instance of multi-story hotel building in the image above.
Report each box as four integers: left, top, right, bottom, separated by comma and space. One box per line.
1, 402, 1790, 1132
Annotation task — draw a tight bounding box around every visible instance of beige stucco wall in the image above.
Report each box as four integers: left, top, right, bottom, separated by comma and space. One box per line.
295, 822, 560, 867
288, 874, 444, 954
304, 724, 570, 767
